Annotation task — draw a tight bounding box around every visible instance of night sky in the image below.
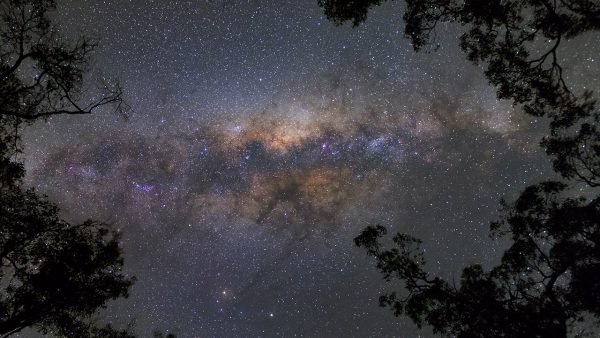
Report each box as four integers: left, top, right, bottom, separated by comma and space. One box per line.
17, 0, 568, 337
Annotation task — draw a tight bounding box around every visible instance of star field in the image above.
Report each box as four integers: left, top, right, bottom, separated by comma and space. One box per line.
18, 0, 563, 337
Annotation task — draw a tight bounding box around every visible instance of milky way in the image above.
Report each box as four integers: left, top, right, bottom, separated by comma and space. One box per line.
16, 0, 566, 337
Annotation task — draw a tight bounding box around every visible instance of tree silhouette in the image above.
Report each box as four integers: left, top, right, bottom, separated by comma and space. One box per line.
0, 179, 135, 337
152, 330, 177, 338
356, 181, 599, 337
1, 0, 134, 336
0, 0, 126, 122
319, 0, 600, 336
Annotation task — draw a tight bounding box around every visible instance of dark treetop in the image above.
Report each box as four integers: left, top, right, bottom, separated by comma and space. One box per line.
1, 0, 133, 336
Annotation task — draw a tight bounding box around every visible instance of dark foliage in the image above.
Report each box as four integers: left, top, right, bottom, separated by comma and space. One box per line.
1, 0, 134, 337
152, 330, 177, 338
356, 183, 600, 337
0, 181, 135, 337
318, 0, 387, 26
319, 0, 600, 336
0, 0, 127, 122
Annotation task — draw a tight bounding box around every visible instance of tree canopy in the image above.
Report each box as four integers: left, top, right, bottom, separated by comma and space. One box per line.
319, 0, 600, 336
1, 0, 134, 336
355, 182, 599, 337
0, 179, 135, 337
